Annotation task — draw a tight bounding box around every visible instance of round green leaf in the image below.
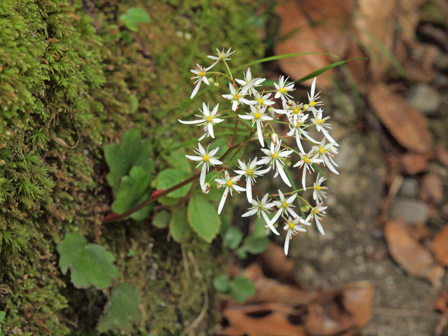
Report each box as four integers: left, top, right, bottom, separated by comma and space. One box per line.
240, 235, 269, 255
229, 277, 255, 303
187, 195, 221, 243
223, 227, 243, 250
155, 168, 191, 198
169, 207, 192, 243
153, 210, 170, 228
213, 274, 230, 293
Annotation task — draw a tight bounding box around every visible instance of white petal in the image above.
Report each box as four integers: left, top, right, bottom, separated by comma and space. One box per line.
276, 162, 291, 187
286, 193, 297, 204
200, 163, 207, 187
209, 158, 222, 165
209, 147, 219, 156
315, 217, 325, 235
232, 100, 238, 111
178, 119, 203, 124
197, 142, 206, 155
218, 188, 229, 214
256, 121, 264, 147
242, 208, 258, 217
284, 230, 292, 255
185, 155, 203, 161
208, 123, 215, 138
233, 185, 245, 192
262, 211, 279, 236
191, 80, 201, 99
246, 178, 252, 202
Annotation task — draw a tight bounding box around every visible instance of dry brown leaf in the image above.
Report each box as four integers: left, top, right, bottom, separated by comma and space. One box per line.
433, 224, 448, 266
435, 311, 448, 336
274, 0, 333, 87
368, 84, 432, 154
399, 153, 430, 175
355, 0, 397, 82
433, 286, 448, 312
221, 303, 306, 336
385, 220, 444, 287
259, 243, 297, 285
342, 281, 375, 327
421, 172, 443, 203
436, 144, 448, 168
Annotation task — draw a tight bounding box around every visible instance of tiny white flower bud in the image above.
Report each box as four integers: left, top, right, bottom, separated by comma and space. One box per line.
288, 100, 293, 105
214, 82, 219, 87
216, 182, 222, 190
202, 182, 211, 194
208, 77, 215, 85
268, 106, 274, 114
271, 133, 279, 145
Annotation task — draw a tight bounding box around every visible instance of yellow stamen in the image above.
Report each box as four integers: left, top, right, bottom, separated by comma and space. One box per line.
313, 208, 318, 214
316, 185, 321, 191
272, 153, 278, 159
258, 99, 263, 104
289, 223, 295, 230
247, 169, 253, 175
280, 88, 286, 94
255, 113, 261, 119
282, 202, 288, 208
206, 116, 212, 122
226, 180, 233, 187
311, 101, 317, 106
293, 108, 300, 114
319, 148, 325, 154
203, 155, 209, 162
316, 119, 323, 125
304, 157, 310, 163
234, 94, 239, 100
199, 71, 205, 77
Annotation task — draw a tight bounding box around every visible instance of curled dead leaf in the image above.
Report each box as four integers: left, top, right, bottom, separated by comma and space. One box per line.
433, 224, 448, 266
385, 220, 444, 287
420, 172, 443, 203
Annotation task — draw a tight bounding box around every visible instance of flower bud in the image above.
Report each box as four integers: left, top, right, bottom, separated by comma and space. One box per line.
268, 106, 274, 114
208, 77, 215, 85
213, 81, 219, 87
216, 182, 222, 190
271, 133, 279, 145
285, 157, 291, 167
303, 104, 309, 111
202, 182, 211, 194
288, 100, 293, 105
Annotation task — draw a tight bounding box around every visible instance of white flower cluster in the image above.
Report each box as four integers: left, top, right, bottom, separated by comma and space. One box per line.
180, 48, 339, 255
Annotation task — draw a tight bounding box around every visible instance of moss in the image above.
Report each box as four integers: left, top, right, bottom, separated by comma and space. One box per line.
0, 0, 262, 334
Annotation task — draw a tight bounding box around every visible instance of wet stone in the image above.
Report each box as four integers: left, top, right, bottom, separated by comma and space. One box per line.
390, 197, 429, 224
406, 84, 441, 115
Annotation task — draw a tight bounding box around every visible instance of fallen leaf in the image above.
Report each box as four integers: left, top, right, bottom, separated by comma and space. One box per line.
385, 220, 444, 287
420, 172, 443, 203
274, 0, 333, 87
435, 311, 448, 336
368, 84, 432, 153
342, 281, 374, 327
433, 286, 448, 312
436, 144, 448, 168
259, 243, 298, 285
433, 224, 448, 266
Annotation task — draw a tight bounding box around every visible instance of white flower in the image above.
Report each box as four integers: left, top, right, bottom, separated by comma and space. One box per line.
202, 182, 211, 194
270, 189, 300, 225
313, 174, 328, 204
310, 204, 327, 235
283, 216, 309, 255
207, 47, 235, 61
178, 103, 224, 139
293, 151, 323, 191
286, 113, 318, 154
275, 100, 303, 125
222, 83, 253, 111
190, 62, 218, 99
306, 77, 323, 109
311, 139, 339, 175
258, 141, 293, 187
215, 171, 245, 214
253, 91, 275, 107
234, 158, 271, 202
274, 76, 295, 101
311, 108, 337, 144
242, 193, 279, 235
238, 105, 273, 147
235, 68, 266, 95
185, 143, 222, 188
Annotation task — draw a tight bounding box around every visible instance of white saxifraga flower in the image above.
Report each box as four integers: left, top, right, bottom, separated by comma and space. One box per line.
235, 68, 265, 95
311, 139, 339, 175
185, 143, 222, 188
242, 193, 279, 235
253, 91, 275, 107
275, 100, 304, 125
234, 158, 271, 202
313, 174, 328, 204
207, 47, 235, 61
178, 103, 224, 139
222, 83, 252, 111
310, 204, 327, 235
293, 151, 323, 191
283, 216, 310, 255
215, 171, 245, 214
190, 62, 217, 99
274, 76, 295, 101
306, 77, 323, 109
238, 105, 273, 147
311, 108, 337, 144
286, 113, 318, 154
258, 140, 293, 187
270, 190, 300, 225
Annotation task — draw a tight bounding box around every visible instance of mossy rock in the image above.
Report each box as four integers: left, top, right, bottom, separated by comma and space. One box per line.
0, 0, 262, 334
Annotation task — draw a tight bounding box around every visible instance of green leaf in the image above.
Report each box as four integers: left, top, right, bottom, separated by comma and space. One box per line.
111, 166, 153, 221
127, 95, 139, 114
236, 250, 247, 259
187, 195, 221, 243
223, 227, 243, 250
213, 274, 230, 293
104, 129, 154, 190
229, 277, 255, 303
165, 149, 191, 174
153, 210, 170, 228
155, 168, 191, 198
0, 311, 5, 322
169, 207, 192, 243
158, 196, 180, 206
97, 283, 142, 333
119, 7, 151, 32
57, 233, 118, 289
240, 235, 269, 255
